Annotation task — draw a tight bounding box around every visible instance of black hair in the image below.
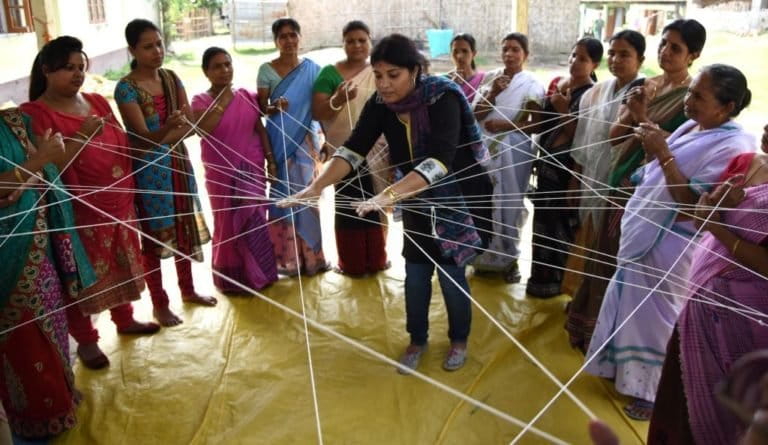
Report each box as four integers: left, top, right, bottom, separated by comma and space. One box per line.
662, 19, 707, 54
202, 46, 230, 71
272, 18, 300, 40
610, 29, 646, 58
29, 36, 89, 101
370, 34, 426, 79
702, 64, 751, 117
342, 20, 370, 37
125, 18, 161, 70
451, 33, 478, 70
502, 32, 529, 55
574, 37, 603, 82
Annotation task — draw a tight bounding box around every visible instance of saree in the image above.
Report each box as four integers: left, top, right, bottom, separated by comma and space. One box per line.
649, 173, 768, 445
472, 69, 545, 271
114, 69, 210, 261
0, 108, 95, 438
20, 93, 144, 314
191, 88, 277, 291
584, 119, 754, 402
454, 71, 485, 103
527, 80, 593, 297
263, 59, 328, 274
560, 77, 639, 294
566, 84, 688, 350
314, 64, 388, 275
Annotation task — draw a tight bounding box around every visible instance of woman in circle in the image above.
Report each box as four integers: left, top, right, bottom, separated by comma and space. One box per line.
471, 32, 545, 283
586, 64, 755, 420
258, 18, 328, 277
649, 129, 768, 442
526, 37, 602, 298
282, 34, 490, 373
0, 106, 92, 438
562, 29, 645, 334
447, 33, 485, 103
567, 21, 706, 349
312, 20, 389, 276
191, 47, 278, 292
115, 19, 215, 326
21, 36, 160, 369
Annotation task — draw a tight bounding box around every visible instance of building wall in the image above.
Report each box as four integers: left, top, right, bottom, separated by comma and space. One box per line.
687, 0, 768, 33
527, 0, 581, 60
56, 0, 160, 61
283, 0, 515, 53
0, 0, 160, 105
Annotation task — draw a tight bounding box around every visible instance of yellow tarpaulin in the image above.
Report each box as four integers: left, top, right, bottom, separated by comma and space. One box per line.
56, 254, 648, 444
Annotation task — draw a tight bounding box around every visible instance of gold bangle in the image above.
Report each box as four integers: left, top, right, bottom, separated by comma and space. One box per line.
13, 167, 24, 183
383, 186, 400, 203
732, 239, 741, 256
660, 156, 676, 169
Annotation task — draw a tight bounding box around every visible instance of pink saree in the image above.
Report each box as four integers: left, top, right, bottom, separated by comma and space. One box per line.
191, 88, 278, 291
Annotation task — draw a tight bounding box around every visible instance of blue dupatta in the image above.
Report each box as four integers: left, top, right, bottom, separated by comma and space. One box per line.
266, 59, 323, 251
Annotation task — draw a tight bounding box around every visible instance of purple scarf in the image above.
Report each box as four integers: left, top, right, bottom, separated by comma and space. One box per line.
384, 75, 485, 266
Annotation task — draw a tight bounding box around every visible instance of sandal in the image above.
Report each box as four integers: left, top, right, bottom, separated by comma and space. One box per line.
623, 399, 654, 421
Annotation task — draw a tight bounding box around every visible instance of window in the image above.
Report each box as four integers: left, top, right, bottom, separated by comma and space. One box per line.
87, 0, 105, 24
2, 0, 33, 33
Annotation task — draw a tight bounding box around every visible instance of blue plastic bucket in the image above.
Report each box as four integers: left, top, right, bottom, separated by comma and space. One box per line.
426, 29, 453, 58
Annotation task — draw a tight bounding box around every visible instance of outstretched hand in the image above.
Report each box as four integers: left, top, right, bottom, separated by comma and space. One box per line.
276, 185, 321, 209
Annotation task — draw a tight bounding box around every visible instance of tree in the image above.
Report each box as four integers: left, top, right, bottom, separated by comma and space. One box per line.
158, 0, 223, 48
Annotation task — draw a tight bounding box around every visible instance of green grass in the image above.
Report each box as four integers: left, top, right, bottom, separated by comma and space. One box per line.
103, 62, 131, 81
233, 46, 275, 56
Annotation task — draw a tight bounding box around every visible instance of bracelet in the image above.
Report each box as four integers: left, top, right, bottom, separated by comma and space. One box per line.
660, 156, 676, 169
13, 167, 24, 183
383, 186, 400, 203
75, 131, 90, 140
213, 104, 225, 113
732, 238, 741, 256
328, 93, 343, 111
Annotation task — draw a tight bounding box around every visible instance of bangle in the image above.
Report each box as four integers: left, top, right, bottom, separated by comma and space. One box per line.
383, 186, 400, 203
13, 167, 24, 183
660, 156, 675, 169
213, 104, 225, 113
75, 131, 90, 140
732, 239, 741, 256
328, 93, 343, 111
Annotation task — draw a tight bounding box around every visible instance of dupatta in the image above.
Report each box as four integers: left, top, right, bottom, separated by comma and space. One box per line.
617, 119, 754, 263
0, 108, 95, 302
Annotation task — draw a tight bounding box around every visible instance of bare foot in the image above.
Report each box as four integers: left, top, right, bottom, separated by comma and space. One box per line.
153, 306, 183, 326
117, 320, 161, 335
182, 293, 218, 306
77, 343, 109, 369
